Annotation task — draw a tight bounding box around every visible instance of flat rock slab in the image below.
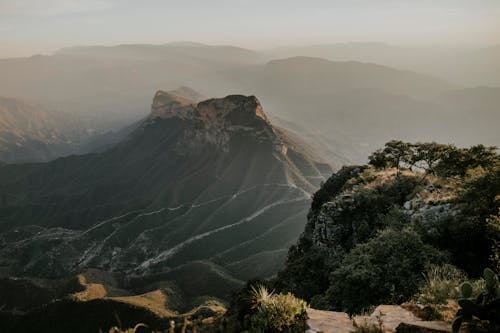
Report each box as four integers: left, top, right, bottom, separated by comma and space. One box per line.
307, 305, 451, 333
364, 305, 422, 332
307, 308, 355, 333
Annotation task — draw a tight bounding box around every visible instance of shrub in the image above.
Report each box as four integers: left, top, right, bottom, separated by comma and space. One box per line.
416, 264, 466, 305
236, 284, 308, 333
451, 167, 500, 276
227, 279, 274, 323
453, 268, 500, 333
248, 292, 307, 333
324, 228, 447, 315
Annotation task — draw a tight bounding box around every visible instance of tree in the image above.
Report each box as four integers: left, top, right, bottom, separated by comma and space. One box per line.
368, 140, 412, 171
436, 145, 498, 177
412, 142, 452, 175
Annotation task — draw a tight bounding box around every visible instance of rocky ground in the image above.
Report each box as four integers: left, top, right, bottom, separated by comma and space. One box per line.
307, 305, 451, 333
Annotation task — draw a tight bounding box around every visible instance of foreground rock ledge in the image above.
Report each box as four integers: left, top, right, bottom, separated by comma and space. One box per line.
307, 305, 451, 333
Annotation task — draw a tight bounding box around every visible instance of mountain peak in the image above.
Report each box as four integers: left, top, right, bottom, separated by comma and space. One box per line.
196, 95, 270, 126
151, 90, 270, 128
151, 89, 197, 119
149, 91, 277, 152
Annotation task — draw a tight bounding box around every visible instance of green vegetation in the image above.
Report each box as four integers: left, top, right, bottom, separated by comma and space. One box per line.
226, 280, 308, 333
453, 268, 500, 333
416, 264, 466, 305
368, 140, 498, 177
277, 141, 499, 314
320, 228, 446, 314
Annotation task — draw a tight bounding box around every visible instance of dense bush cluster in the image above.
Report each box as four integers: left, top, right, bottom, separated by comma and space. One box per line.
276, 141, 499, 314
319, 228, 447, 314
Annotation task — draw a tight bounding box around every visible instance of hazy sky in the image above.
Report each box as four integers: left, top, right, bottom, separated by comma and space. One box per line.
1, 0, 499, 57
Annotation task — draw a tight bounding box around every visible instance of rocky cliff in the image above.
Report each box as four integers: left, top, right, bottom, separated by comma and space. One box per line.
276, 144, 499, 313
150, 90, 284, 154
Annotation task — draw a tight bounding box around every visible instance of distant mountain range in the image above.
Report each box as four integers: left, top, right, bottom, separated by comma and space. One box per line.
264, 42, 500, 87
0, 96, 99, 162
0, 43, 263, 130
0, 90, 332, 305
0, 43, 498, 164
246, 56, 499, 161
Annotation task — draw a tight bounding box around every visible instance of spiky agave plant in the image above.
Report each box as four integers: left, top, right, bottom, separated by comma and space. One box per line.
248, 284, 275, 309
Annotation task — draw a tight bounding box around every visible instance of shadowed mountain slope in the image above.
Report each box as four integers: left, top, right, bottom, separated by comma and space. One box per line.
0, 92, 332, 300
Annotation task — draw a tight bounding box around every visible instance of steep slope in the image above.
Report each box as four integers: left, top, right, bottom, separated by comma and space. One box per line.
0, 96, 95, 162
276, 142, 499, 313
0, 92, 332, 299
75, 87, 207, 155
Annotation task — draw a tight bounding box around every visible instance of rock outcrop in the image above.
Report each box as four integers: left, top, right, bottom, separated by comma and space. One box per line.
150, 89, 285, 153
306, 306, 451, 333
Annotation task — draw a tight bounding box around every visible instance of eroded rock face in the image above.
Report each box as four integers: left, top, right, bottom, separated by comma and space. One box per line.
150, 90, 285, 153
150, 90, 196, 119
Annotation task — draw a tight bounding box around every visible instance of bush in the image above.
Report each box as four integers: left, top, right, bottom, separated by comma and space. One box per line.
231, 283, 308, 333
453, 268, 500, 333
247, 289, 308, 333
416, 264, 466, 305
324, 228, 447, 315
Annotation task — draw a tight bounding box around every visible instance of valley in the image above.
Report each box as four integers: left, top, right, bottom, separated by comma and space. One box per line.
0, 90, 332, 317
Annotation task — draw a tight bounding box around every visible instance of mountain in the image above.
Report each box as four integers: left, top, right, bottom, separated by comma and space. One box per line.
265, 43, 500, 86
2, 43, 498, 165
76, 87, 207, 154
245, 57, 499, 162
0, 96, 96, 162
0, 90, 332, 306
0, 43, 263, 130
260, 56, 454, 99
56, 42, 261, 66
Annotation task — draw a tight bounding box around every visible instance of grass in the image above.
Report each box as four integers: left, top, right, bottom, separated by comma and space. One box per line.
416, 264, 466, 305
407, 264, 466, 321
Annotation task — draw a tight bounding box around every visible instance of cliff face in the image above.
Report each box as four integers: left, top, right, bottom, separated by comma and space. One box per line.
276, 157, 499, 313
150, 90, 284, 153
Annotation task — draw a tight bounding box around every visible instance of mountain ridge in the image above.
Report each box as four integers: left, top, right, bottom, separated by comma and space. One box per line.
0, 92, 332, 305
